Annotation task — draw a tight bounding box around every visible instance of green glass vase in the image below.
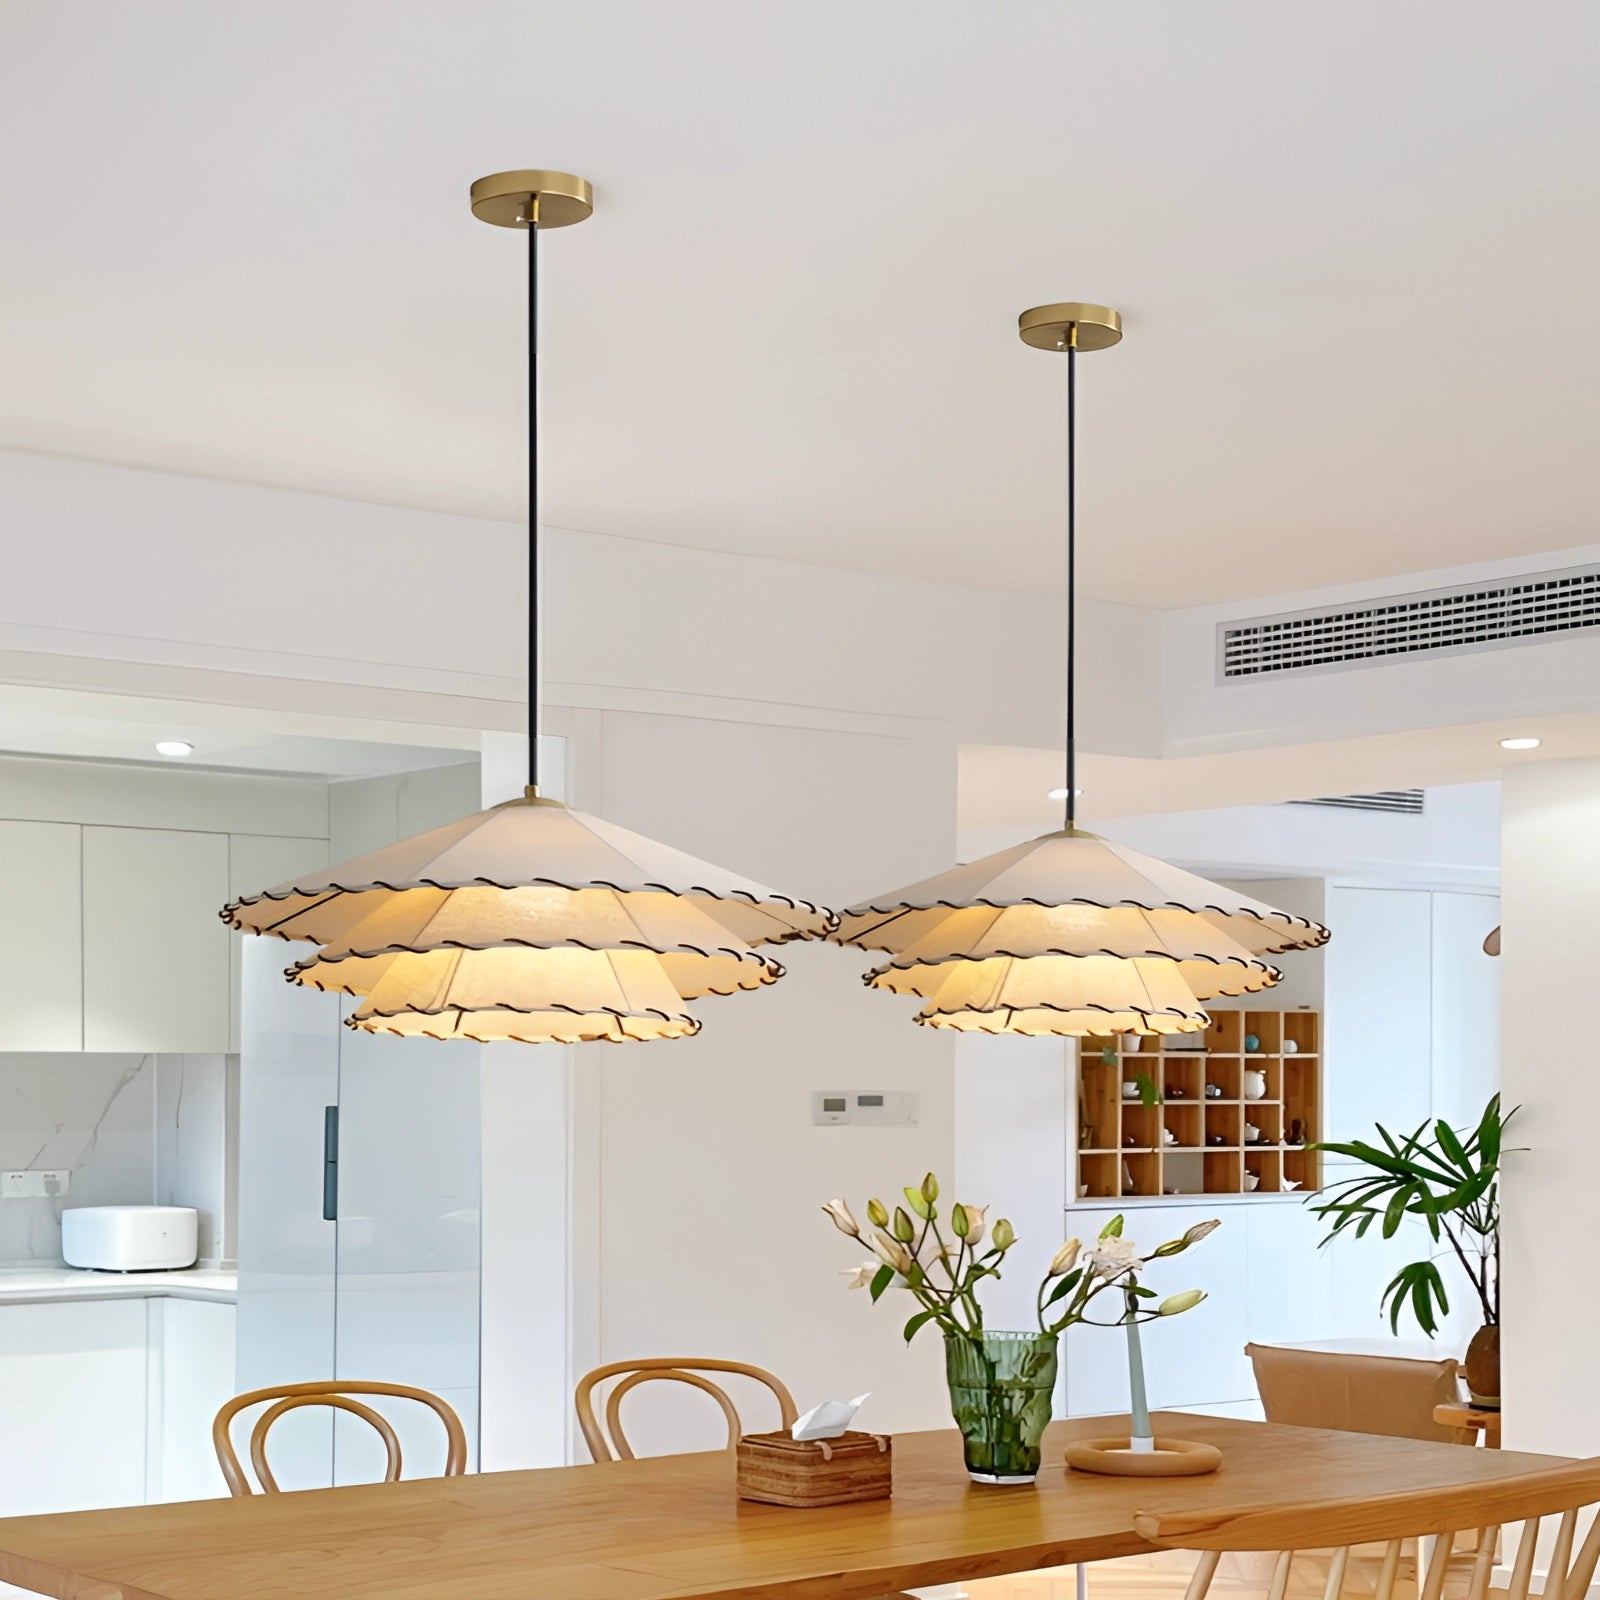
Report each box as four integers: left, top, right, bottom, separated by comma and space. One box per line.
944, 1330, 1059, 1484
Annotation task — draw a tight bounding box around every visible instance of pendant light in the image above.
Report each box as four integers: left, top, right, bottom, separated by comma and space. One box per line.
829, 303, 1328, 1036
222, 171, 833, 1043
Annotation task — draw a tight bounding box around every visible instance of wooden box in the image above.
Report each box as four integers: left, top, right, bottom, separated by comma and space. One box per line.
735, 1430, 892, 1507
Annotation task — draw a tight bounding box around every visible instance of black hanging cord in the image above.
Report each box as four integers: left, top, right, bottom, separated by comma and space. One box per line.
1064, 341, 1077, 830
527, 214, 541, 793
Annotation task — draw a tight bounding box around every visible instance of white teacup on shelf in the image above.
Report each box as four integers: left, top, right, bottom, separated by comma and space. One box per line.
1243, 1172, 1260, 1192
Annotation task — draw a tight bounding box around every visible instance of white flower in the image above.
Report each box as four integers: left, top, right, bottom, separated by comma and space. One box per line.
841, 1261, 879, 1290
1088, 1236, 1145, 1279
821, 1198, 861, 1237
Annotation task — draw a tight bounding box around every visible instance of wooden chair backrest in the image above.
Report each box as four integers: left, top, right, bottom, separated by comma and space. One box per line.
1136, 1458, 1600, 1600
575, 1358, 798, 1463
213, 1380, 468, 1496
1245, 1342, 1472, 1446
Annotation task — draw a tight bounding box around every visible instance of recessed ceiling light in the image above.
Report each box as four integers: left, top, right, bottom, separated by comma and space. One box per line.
154, 740, 194, 758
1047, 787, 1084, 801
1500, 737, 1541, 751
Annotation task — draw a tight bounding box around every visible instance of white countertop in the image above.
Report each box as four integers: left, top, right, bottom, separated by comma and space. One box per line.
0, 1265, 236, 1306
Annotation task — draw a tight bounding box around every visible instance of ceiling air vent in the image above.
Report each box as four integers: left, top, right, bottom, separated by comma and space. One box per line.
1288, 790, 1425, 816
1219, 563, 1600, 680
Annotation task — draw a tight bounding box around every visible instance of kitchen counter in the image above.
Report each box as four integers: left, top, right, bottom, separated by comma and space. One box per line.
0, 1265, 236, 1306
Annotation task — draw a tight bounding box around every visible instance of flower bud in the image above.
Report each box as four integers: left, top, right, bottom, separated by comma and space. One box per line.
921, 1172, 940, 1204
991, 1217, 1016, 1251
1183, 1219, 1221, 1245
1048, 1238, 1081, 1277
866, 1197, 890, 1229
1159, 1288, 1206, 1316
870, 1232, 914, 1275
892, 1206, 916, 1243
820, 1198, 860, 1237
951, 1203, 970, 1240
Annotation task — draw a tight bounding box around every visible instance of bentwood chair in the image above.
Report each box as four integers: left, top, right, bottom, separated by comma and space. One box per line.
1135, 1457, 1600, 1600
213, 1380, 468, 1495
575, 1357, 800, 1462
575, 1359, 913, 1600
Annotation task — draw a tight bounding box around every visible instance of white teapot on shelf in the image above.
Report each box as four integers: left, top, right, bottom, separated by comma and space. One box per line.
1242, 1068, 1268, 1101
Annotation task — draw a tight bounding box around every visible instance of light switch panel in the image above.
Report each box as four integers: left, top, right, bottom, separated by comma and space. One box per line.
811, 1091, 919, 1128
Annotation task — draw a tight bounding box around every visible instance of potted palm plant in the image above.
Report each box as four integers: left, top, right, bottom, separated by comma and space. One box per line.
1308, 1094, 1512, 1406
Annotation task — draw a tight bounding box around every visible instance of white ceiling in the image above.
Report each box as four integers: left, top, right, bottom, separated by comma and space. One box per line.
4, 3, 1600, 607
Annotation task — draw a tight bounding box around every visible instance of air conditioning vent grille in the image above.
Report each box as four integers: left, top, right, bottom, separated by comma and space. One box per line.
1220, 564, 1600, 679
1288, 790, 1425, 816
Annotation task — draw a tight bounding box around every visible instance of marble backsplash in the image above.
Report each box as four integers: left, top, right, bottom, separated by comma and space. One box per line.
0, 1053, 229, 1264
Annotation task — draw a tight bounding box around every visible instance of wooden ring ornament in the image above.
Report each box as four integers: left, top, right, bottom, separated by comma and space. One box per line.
1064, 1436, 1222, 1477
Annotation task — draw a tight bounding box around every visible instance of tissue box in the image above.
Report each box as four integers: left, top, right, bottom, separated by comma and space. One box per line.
735, 1430, 892, 1507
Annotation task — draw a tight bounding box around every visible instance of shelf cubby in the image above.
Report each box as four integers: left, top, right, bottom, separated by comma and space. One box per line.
1072, 1006, 1323, 1202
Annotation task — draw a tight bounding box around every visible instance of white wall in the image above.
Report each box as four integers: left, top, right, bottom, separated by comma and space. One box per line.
154, 1054, 231, 1262
0, 447, 1158, 759
564, 710, 960, 1455
1499, 760, 1596, 1455
0, 1054, 155, 1263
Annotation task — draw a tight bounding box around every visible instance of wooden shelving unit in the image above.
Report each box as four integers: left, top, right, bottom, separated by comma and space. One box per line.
1075, 1008, 1322, 1201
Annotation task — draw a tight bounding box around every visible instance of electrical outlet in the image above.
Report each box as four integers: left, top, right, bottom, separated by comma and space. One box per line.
0, 1170, 69, 1199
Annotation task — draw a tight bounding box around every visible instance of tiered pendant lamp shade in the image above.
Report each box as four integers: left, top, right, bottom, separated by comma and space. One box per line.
224, 795, 830, 1043
223, 812, 829, 1043
835, 830, 1325, 1036
220, 171, 832, 1042
829, 303, 1329, 1035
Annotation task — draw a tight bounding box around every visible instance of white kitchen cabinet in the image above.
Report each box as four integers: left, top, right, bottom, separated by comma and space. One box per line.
83, 826, 231, 1052
1323, 887, 1433, 1150
1431, 892, 1501, 1132
151, 1299, 237, 1503
0, 820, 82, 1049
0, 1300, 147, 1516
227, 833, 329, 1051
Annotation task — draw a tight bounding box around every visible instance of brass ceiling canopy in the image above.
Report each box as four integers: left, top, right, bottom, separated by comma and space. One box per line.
829, 302, 1329, 1035
468, 169, 594, 229
1017, 302, 1123, 353
221, 170, 833, 1043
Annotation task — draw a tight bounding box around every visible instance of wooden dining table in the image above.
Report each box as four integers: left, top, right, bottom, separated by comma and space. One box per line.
0, 1412, 1573, 1600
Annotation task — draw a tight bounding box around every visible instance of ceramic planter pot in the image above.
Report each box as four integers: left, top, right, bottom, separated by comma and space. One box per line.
1465, 1324, 1500, 1408
944, 1330, 1059, 1484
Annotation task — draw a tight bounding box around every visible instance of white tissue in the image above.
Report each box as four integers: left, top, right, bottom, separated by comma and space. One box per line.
791, 1392, 870, 1441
